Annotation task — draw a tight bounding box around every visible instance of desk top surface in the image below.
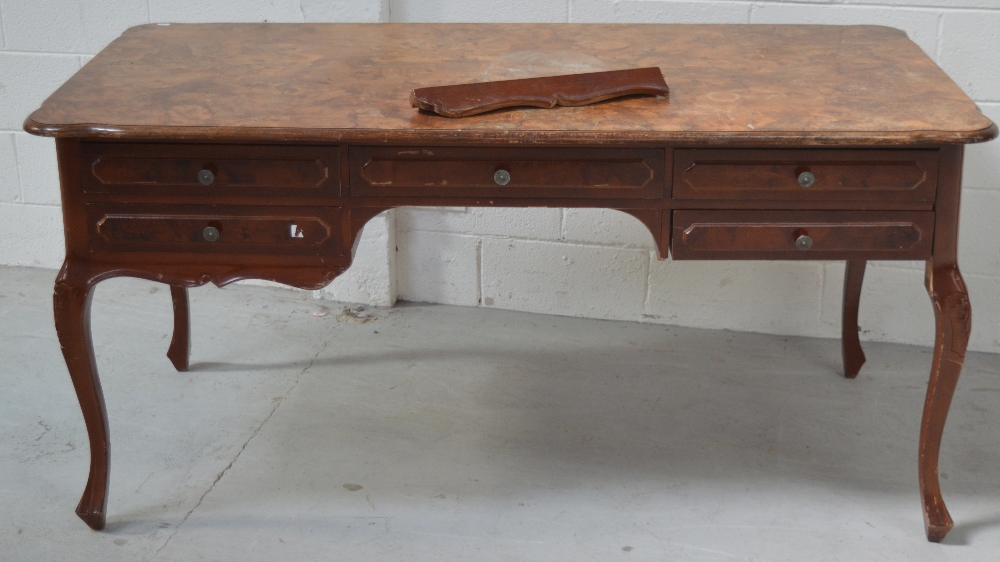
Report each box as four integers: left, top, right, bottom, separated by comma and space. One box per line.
25, 23, 996, 146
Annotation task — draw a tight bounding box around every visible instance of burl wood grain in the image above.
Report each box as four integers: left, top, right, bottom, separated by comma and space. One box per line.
410, 67, 670, 118
25, 23, 996, 145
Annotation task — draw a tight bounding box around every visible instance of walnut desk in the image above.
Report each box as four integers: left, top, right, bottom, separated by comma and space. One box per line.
24, 23, 997, 541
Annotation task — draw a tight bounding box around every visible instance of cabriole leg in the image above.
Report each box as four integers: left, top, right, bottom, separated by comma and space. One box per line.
842, 260, 867, 378
166, 286, 190, 372
53, 261, 109, 531
920, 261, 971, 542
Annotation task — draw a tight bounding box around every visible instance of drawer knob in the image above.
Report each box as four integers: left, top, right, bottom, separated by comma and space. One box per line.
494, 169, 511, 186
797, 171, 816, 188
203, 226, 220, 242
795, 234, 813, 250
198, 169, 215, 185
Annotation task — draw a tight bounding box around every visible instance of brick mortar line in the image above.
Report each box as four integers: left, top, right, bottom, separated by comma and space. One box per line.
935, 11, 945, 61
869, 263, 999, 280
0, 201, 61, 209
0, 50, 95, 57
398, 228, 655, 252
743, 0, 1000, 12
9, 134, 23, 203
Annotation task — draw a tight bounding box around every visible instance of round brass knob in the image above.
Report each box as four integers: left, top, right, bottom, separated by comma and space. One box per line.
198, 169, 215, 185
795, 234, 813, 250
797, 171, 815, 188
203, 226, 220, 242
494, 169, 511, 186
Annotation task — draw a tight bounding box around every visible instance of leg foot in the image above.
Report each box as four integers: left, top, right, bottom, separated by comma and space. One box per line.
920, 261, 970, 542
166, 286, 190, 372
842, 260, 867, 378
54, 261, 109, 531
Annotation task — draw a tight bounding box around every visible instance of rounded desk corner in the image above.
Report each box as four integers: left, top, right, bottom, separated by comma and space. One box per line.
966, 121, 999, 144
22, 115, 55, 137
126, 22, 166, 33
856, 24, 909, 38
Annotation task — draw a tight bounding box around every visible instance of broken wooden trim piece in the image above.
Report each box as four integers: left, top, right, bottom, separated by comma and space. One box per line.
410, 67, 669, 118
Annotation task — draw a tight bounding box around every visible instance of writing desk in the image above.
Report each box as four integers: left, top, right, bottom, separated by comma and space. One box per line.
25, 23, 996, 541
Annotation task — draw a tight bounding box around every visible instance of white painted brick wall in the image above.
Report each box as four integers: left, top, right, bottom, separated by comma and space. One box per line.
0, 134, 17, 203
318, 212, 397, 307
481, 238, 650, 321
397, 229, 481, 306
3, 1, 1000, 352
750, 3, 941, 56
0, 0, 397, 306
571, 0, 751, 23
391, 0, 567, 22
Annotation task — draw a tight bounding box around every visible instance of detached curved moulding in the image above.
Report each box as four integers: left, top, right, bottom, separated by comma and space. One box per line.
410, 67, 670, 118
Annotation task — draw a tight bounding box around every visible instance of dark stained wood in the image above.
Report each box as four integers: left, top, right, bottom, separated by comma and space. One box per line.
24, 24, 994, 542
673, 149, 938, 202
921, 262, 970, 542
53, 259, 108, 530
918, 145, 968, 542
671, 210, 934, 260
23, 24, 995, 146
167, 286, 190, 372
87, 205, 344, 255
410, 67, 669, 118
81, 142, 339, 197
842, 260, 867, 379
350, 147, 664, 198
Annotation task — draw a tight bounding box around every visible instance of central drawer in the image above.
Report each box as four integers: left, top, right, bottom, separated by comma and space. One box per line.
350, 147, 665, 198
86, 204, 344, 255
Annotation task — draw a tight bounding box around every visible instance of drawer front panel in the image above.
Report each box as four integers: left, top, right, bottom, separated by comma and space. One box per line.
672, 210, 934, 260
87, 205, 344, 255
350, 147, 665, 198
81, 143, 339, 197
673, 149, 937, 201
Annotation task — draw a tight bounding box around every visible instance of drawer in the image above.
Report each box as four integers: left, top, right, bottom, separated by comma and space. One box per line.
81, 143, 339, 197
87, 204, 344, 255
673, 149, 937, 202
672, 210, 934, 260
350, 147, 665, 198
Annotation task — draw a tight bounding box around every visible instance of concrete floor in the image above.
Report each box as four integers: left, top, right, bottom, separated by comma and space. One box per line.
3, 265, 1000, 561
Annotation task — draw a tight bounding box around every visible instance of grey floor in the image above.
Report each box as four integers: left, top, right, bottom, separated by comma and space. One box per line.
3, 265, 1000, 561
